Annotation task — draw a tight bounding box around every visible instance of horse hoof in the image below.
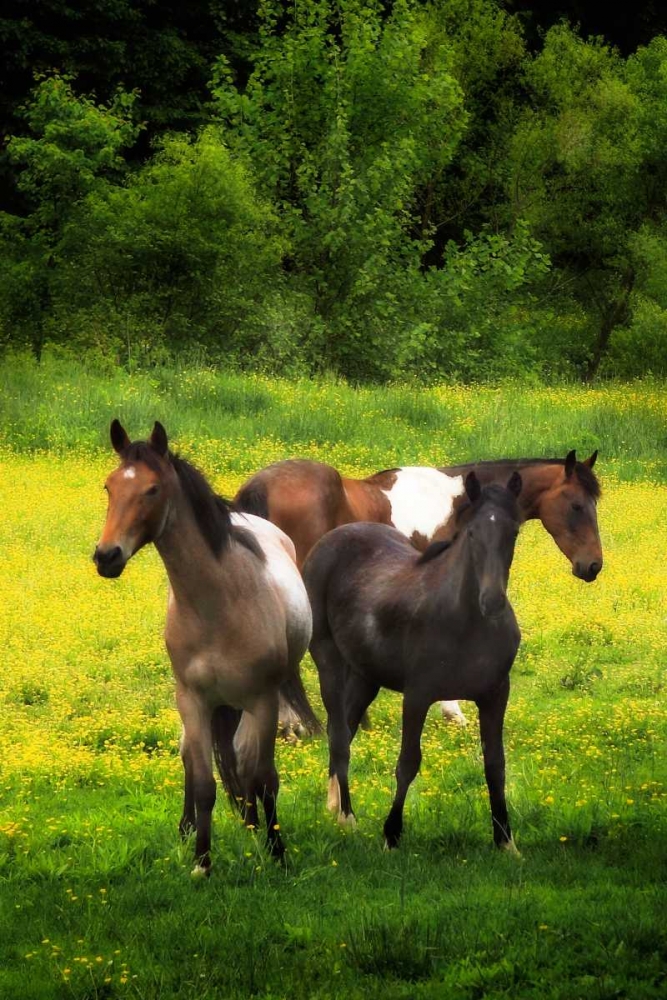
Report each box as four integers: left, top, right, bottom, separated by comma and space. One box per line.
441, 705, 468, 726
500, 839, 522, 858
191, 864, 211, 879
337, 811, 357, 829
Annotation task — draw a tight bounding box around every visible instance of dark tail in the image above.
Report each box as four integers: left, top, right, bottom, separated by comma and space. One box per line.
211, 705, 244, 808
279, 670, 322, 737
235, 482, 269, 520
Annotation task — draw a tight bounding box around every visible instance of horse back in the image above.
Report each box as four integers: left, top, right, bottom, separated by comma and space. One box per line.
303, 522, 417, 648
235, 459, 353, 568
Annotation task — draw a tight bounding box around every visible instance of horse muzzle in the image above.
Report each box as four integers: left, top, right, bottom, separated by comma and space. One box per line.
573, 559, 602, 583
93, 545, 127, 579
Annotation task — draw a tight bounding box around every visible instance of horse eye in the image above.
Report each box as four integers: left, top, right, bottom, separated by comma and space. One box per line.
144, 485, 160, 497
571, 502, 584, 512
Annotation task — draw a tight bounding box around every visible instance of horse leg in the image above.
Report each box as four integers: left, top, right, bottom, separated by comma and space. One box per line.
476, 676, 518, 853
313, 636, 356, 824
251, 692, 286, 860
178, 725, 195, 838
231, 711, 260, 831
345, 675, 380, 741
383, 696, 430, 849
176, 686, 216, 874
440, 700, 468, 726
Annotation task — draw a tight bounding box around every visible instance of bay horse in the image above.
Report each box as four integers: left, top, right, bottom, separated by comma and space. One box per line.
236, 450, 601, 727
93, 420, 318, 874
302, 472, 523, 851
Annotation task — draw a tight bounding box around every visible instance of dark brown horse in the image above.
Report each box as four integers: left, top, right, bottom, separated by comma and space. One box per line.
303, 472, 523, 851
94, 421, 318, 874
236, 450, 601, 726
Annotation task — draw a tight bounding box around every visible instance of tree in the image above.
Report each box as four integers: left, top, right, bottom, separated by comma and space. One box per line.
504, 26, 667, 376
0, 76, 139, 357
212, 0, 467, 378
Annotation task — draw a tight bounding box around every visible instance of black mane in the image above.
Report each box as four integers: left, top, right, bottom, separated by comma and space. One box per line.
442, 458, 601, 500
170, 453, 232, 557
416, 539, 454, 566
120, 443, 262, 560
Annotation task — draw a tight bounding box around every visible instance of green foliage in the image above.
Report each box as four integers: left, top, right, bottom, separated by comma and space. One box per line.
65, 128, 284, 362
505, 26, 667, 376
213, 0, 468, 378
2, 6, 667, 379
0, 76, 140, 358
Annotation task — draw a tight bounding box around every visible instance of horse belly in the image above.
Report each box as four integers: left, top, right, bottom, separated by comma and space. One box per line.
425, 630, 519, 702
335, 624, 407, 694
183, 646, 288, 709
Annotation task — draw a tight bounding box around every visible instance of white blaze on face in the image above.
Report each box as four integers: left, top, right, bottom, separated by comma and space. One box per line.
123, 466, 136, 479
382, 468, 464, 542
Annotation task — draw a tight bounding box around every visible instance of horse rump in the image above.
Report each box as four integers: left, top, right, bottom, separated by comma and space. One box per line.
235, 481, 269, 520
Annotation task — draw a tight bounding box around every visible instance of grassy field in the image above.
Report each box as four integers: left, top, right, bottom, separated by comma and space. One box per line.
1, 358, 666, 999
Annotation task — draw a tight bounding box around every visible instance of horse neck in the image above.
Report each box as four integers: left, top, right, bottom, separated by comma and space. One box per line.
513, 463, 563, 519
154, 488, 235, 611
424, 533, 481, 624
447, 461, 562, 520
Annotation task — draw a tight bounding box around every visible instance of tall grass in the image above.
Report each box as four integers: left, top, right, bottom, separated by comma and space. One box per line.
0, 351, 665, 481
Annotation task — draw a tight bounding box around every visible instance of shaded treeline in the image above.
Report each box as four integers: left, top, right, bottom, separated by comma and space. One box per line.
1, 1, 667, 380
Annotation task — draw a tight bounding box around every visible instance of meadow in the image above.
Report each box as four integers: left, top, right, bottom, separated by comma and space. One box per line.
1, 357, 666, 999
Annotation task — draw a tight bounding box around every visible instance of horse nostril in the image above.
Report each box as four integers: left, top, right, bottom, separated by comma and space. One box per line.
589, 561, 601, 579
94, 545, 122, 565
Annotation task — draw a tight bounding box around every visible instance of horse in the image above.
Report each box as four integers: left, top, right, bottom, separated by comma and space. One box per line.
235, 450, 601, 726
93, 420, 318, 875
302, 472, 523, 852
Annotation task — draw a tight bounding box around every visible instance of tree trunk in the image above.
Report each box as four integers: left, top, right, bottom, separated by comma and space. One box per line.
584, 269, 635, 381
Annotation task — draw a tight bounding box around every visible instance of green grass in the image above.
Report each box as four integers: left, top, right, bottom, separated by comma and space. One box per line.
0, 357, 666, 999
1, 350, 666, 481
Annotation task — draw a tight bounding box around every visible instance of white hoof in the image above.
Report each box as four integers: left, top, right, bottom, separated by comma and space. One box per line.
441, 700, 468, 726
500, 838, 521, 858
191, 864, 210, 879
337, 811, 357, 829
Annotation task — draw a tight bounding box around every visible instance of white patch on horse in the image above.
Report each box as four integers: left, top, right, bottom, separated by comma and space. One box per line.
231, 512, 312, 647
489, 514, 496, 522
123, 466, 136, 479
382, 468, 464, 541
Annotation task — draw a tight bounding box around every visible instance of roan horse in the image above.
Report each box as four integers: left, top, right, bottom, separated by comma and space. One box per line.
93, 420, 318, 874
303, 472, 523, 851
236, 450, 602, 726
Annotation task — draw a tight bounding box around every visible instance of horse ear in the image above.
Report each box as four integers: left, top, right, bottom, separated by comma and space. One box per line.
507, 470, 522, 498
583, 449, 598, 469
564, 450, 577, 479
465, 471, 481, 504
110, 419, 130, 455
150, 421, 168, 457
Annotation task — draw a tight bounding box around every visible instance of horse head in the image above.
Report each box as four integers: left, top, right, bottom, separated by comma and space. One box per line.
536, 450, 602, 582
93, 419, 173, 578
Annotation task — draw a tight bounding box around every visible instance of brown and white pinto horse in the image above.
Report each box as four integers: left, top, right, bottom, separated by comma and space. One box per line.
236, 450, 602, 727
94, 421, 318, 874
